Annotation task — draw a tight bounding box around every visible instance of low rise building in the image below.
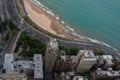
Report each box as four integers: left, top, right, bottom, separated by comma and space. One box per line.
54, 72, 89, 80
0, 73, 27, 80
102, 55, 113, 69
14, 60, 33, 76
73, 76, 89, 80
73, 76, 84, 80
113, 59, 120, 70
91, 68, 120, 80
34, 54, 43, 80
1, 54, 27, 80
3, 54, 14, 72
1, 54, 44, 80
54, 72, 75, 80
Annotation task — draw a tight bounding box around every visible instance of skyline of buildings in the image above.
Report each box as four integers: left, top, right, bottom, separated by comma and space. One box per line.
0, 38, 120, 80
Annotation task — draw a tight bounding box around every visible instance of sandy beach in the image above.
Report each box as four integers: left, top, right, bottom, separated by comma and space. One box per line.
23, 0, 83, 40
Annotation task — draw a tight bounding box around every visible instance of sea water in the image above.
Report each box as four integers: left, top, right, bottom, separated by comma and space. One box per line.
34, 0, 120, 51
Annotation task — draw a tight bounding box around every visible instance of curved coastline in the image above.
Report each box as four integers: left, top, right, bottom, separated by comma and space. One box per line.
25, 0, 118, 52
30, 0, 118, 52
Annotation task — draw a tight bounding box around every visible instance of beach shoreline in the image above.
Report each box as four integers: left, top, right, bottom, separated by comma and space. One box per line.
23, 0, 85, 41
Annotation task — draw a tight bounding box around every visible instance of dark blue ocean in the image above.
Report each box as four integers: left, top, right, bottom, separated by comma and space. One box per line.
36, 0, 120, 51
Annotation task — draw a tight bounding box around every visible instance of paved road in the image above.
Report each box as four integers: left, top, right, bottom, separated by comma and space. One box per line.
5, 0, 120, 58
0, 0, 6, 69
2, 31, 21, 53
5, 0, 25, 30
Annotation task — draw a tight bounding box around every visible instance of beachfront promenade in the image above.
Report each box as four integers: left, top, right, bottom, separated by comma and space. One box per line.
5, 0, 120, 57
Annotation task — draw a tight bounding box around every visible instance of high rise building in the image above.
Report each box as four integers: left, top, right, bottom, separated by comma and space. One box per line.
44, 38, 58, 72
55, 50, 78, 72
76, 50, 96, 73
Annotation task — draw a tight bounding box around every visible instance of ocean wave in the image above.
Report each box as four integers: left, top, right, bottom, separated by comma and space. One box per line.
30, 0, 118, 52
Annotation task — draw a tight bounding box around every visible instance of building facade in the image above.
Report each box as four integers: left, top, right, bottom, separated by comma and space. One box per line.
76, 50, 96, 73
44, 38, 59, 72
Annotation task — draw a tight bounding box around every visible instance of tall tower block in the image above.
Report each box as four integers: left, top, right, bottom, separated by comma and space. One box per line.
76, 50, 96, 73
44, 38, 58, 72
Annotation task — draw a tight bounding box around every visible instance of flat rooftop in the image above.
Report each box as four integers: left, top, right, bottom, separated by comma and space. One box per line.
4, 54, 14, 71
48, 38, 58, 49
102, 55, 113, 65
34, 54, 43, 79
96, 69, 120, 76
15, 60, 32, 69
79, 50, 96, 61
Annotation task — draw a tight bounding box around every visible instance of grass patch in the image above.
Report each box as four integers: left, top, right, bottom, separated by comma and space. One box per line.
59, 45, 80, 55
0, 19, 18, 41
0, 22, 7, 32
8, 19, 19, 35
15, 32, 46, 59
94, 49, 107, 55
5, 32, 10, 41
